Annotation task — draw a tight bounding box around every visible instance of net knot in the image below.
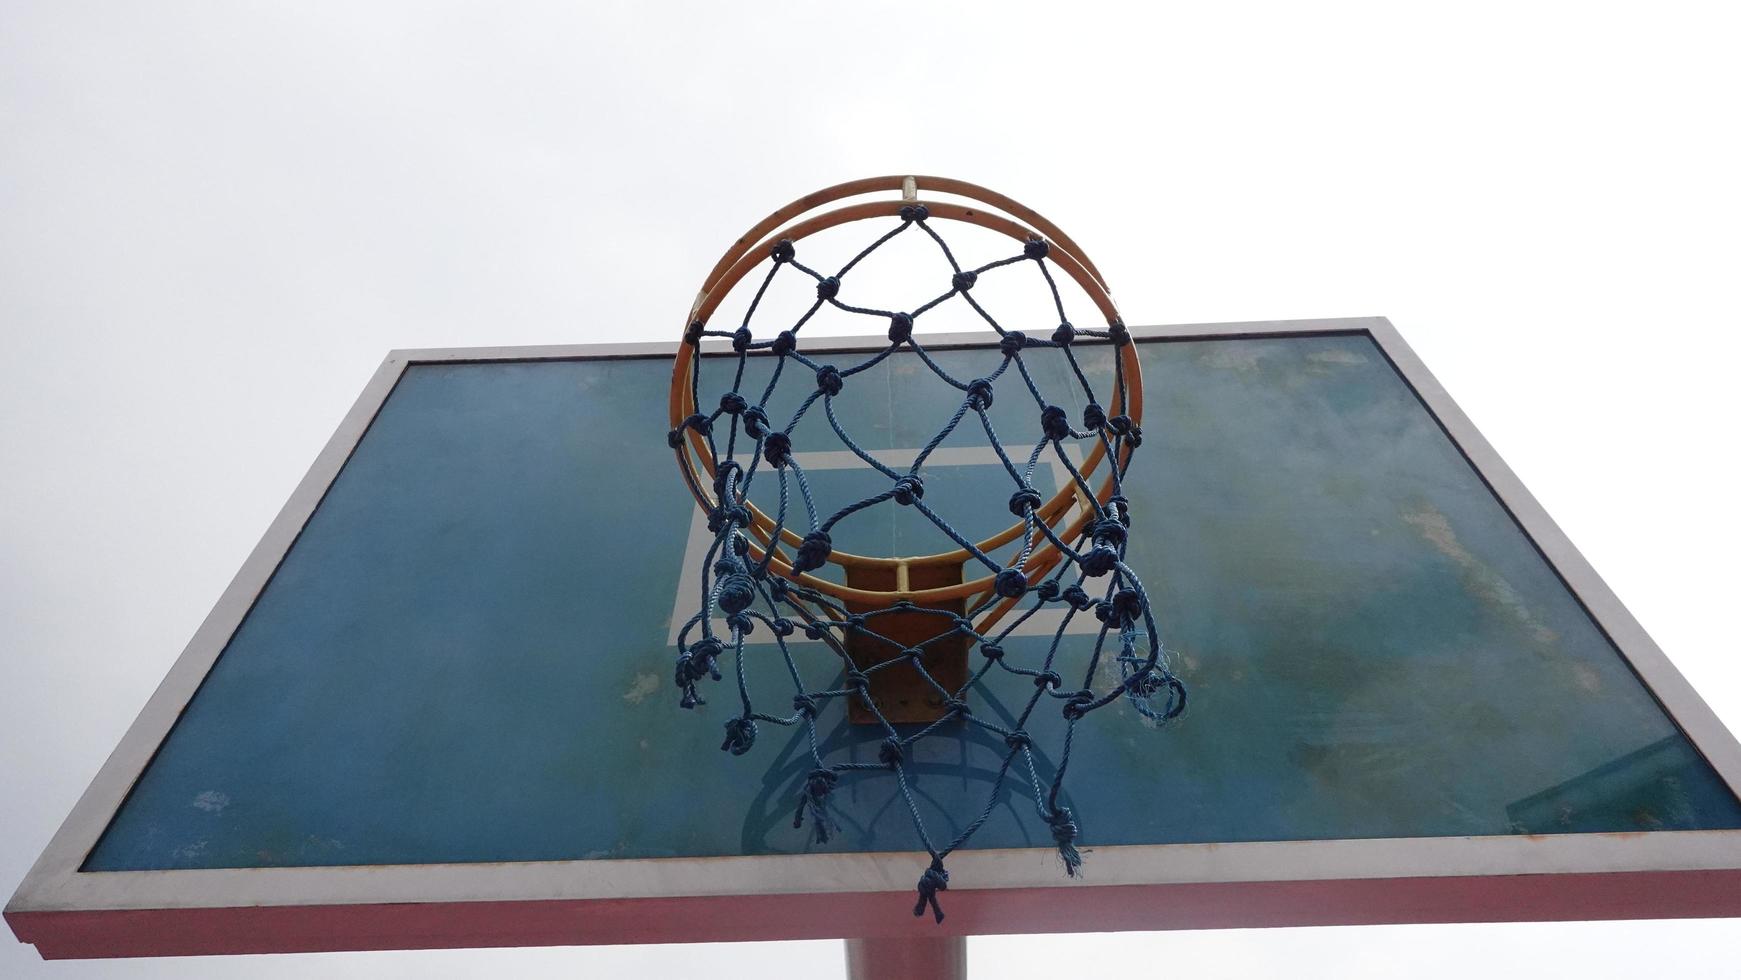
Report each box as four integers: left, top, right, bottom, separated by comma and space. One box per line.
1101, 589, 1144, 627
1081, 547, 1118, 577
816, 276, 841, 301
1040, 404, 1071, 441
899, 203, 929, 222
888, 312, 914, 344
793, 767, 838, 843
892, 475, 925, 506
1108, 319, 1130, 346
793, 530, 832, 572
979, 642, 1004, 661
966, 378, 995, 410
1109, 414, 1142, 447
998, 331, 1027, 356
1008, 486, 1043, 516
732, 327, 752, 352
684, 320, 705, 345
675, 638, 724, 707
706, 505, 747, 535
719, 391, 747, 416
994, 568, 1028, 598
1062, 689, 1095, 720
1004, 730, 1032, 750
741, 405, 769, 438
792, 693, 818, 718
771, 330, 796, 356
952, 270, 978, 292
711, 459, 742, 499
815, 365, 844, 396
771, 617, 795, 637
721, 716, 758, 755
716, 574, 756, 615
1024, 237, 1049, 260
1048, 808, 1083, 876
803, 621, 828, 640
1035, 670, 1063, 690
914, 858, 950, 923
1082, 402, 1107, 431
688, 637, 723, 677
762, 431, 792, 468
943, 698, 972, 716
1052, 321, 1076, 345
879, 738, 904, 768
1036, 579, 1062, 601
770, 238, 795, 263
1107, 495, 1130, 525
1092, 518, 1128, 547
726, 612, 754, 636
669, 413, 710, 449
1061, 584, 1093, 610
673, 656, 705, 709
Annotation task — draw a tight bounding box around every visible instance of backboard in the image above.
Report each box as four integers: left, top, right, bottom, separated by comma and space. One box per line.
9, 317, 1741, 959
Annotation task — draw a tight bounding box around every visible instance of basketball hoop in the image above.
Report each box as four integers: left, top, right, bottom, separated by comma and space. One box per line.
665, 176, 1183, 922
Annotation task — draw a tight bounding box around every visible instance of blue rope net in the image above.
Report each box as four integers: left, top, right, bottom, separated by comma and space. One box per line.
667, 204, 1184, 922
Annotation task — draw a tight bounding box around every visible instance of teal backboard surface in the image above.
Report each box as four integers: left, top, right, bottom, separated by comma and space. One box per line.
81, 330, 1741, 872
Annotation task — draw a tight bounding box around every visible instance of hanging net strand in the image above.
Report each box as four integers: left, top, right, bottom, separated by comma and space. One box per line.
666, 178, 1185, 923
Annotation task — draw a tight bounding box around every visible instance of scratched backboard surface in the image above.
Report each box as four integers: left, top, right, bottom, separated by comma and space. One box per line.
83, 334, 1741, 872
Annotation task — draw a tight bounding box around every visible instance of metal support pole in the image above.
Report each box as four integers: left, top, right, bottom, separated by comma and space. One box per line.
844, 935, 967, 979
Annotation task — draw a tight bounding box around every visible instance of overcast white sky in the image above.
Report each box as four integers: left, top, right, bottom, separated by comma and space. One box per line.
4, 2, 1739, 976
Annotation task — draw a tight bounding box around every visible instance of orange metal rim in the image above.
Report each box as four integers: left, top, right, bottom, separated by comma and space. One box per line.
671, 177, 1142, 609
